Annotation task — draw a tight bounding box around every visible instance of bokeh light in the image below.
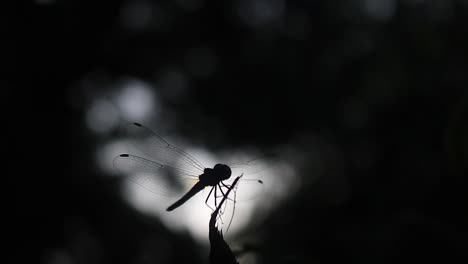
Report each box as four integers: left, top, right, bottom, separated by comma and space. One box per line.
120, 0, 155, 31
42, 249, 73, 264
363, 0, 396, 21
237, 0, 285, 28
96, 140, 134, 174
86, 99, 120, 134
114, 78, 158, 122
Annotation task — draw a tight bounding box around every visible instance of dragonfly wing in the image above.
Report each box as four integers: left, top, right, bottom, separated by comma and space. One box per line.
224, 154, 277, 201
222, 177, 265, 202
228, 153, 277, 177
113, 154, 199, 197
123, 122, 205, 175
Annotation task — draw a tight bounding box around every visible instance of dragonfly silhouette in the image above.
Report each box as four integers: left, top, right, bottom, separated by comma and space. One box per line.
113, 123, 267, 212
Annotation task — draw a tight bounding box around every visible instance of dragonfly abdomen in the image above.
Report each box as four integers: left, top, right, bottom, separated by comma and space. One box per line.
166, 181, 206, 211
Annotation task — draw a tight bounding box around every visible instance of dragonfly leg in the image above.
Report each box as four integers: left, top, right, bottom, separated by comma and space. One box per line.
205, 186, 215, 211
215, 183, 238, 234
214, 185, 218, 207
215, 190, 228, 225
219, 182, 235, 202
220, 186, 229, 216
217, 183, 227, 198
217, 184, 229, 217
221, 181, 230, 189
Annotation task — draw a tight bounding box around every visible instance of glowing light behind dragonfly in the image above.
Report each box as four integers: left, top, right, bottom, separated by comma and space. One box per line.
96, 132, 296, 243
89, 77, 298, 244
119, 146, 262, 241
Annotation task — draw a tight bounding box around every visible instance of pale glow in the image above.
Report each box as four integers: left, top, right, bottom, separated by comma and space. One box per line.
115, 79, 157, 122
120, 0, 154, 31
100, 132, 298, 243
42, 249, 73, 264
363, 0, 396, 21
120, 149, 264, 243
237, 253, 258, 264
86, 99, 119, 134
96, 140, 133, 174
123, 181, 212, 240
237, 0, 285, 28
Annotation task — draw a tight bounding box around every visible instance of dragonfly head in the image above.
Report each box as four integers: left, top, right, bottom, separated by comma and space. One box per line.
214, 164, 232, 180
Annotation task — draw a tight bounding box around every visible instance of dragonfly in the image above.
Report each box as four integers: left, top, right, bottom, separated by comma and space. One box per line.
113, 122, 269, 212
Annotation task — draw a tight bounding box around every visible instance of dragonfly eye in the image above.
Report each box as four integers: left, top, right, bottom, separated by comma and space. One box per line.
214, 164, 231, 178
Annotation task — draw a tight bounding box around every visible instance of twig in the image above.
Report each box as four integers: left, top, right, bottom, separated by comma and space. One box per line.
209, 174, 242, 264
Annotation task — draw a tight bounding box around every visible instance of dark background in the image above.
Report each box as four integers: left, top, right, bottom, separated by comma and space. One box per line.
9, 0, 468, 263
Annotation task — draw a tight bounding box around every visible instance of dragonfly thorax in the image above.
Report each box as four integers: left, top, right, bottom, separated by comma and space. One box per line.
201, 164, 232, 186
